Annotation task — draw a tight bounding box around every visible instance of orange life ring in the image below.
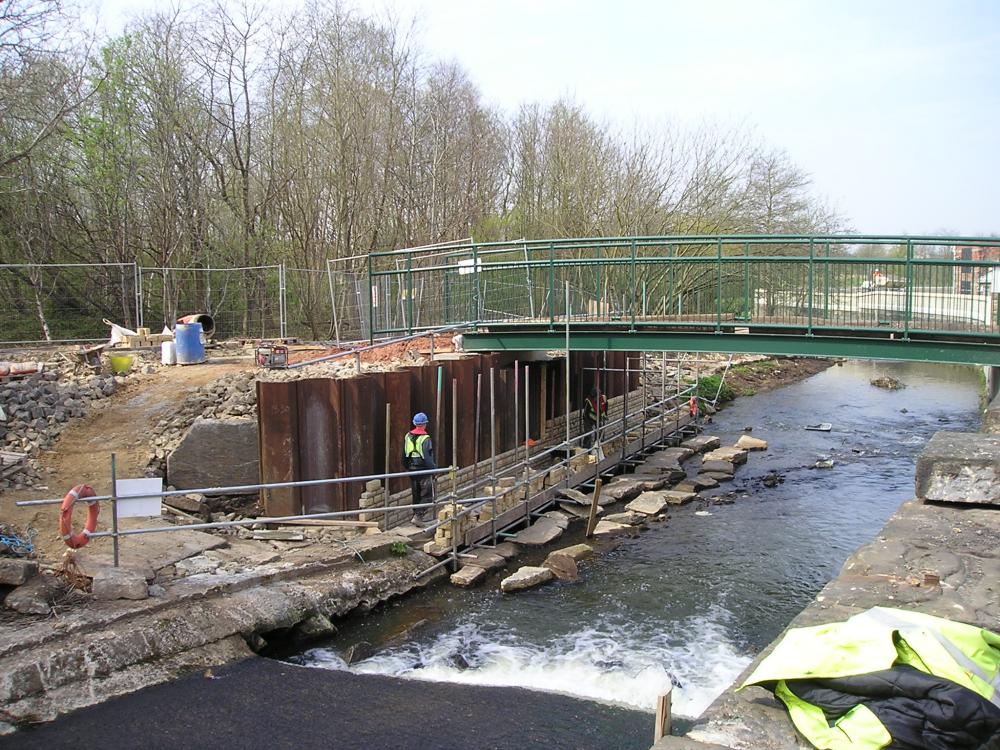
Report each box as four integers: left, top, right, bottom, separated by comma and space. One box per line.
59, 485, 99, 549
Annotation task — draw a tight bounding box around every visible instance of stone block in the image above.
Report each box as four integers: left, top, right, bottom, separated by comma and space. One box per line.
0, 558, 38, 586
592, 520, 629, 538
365, 480, 382, 493
626, 491, 670, 516
5, 574, 61, 615
704, 447, 748, 466
167, 418, 259, 493
91, 569, 149, 601
915, 431, 1000, 505
554, 543, 594, 561
451, 565, 487, 588
701, 459, 735, 474
542, 552, 579, 582
165, 493, 207, 515
512, 517, 564, 546
683, 435, 721, 453
604, 511, 648, 526
500, 565, 553, 593
662, 490, 698, 505
736, 435, 768, 451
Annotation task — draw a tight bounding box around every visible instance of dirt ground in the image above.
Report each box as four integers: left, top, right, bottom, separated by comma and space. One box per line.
725, 357, 833, 397
1, 357, 254, 564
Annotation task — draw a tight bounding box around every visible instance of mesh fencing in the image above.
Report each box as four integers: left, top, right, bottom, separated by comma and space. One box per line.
139, 266, 281, 340
0, 263, 138, 344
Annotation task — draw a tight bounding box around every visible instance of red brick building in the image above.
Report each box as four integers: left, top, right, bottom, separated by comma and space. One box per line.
954, 245, 1000, 294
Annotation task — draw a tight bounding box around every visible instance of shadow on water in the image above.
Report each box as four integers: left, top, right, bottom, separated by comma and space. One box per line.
285, 360, 982, 738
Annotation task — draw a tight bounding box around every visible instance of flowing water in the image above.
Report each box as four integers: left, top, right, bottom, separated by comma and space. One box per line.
290, 360, 982, 723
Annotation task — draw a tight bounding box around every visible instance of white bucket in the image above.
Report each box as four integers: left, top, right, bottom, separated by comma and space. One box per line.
161, 340, 177, 366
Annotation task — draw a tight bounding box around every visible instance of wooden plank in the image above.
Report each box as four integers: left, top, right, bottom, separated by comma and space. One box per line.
654, 687, 673, 741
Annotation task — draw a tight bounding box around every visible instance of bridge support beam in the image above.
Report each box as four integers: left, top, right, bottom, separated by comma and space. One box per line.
462, 331, 1000, 367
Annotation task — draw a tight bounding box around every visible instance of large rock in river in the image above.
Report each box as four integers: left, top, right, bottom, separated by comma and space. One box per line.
500, 566, 554, 593
167, 418, 259, 493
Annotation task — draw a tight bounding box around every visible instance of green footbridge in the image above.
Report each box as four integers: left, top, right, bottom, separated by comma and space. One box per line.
367, 235, 1000, 365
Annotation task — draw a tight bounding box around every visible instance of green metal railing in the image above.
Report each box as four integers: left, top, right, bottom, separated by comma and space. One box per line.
367, 234, 1000, 346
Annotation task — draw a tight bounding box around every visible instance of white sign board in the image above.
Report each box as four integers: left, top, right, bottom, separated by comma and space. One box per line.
114, 478, 163, 518
458, 258, 482, 275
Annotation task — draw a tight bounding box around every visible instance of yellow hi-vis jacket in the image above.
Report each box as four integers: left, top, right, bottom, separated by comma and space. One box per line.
739, 607, 1000, 749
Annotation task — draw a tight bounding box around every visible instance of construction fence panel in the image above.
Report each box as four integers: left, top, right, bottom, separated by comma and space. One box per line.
139, 266, 282, 340
0, 263, 138, 345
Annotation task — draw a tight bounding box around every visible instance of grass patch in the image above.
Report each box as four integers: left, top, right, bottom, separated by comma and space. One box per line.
695, 374, 737, 403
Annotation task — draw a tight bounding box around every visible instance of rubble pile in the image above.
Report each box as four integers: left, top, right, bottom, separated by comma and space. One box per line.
146, 371, 257, 475
0, 368, 122, 490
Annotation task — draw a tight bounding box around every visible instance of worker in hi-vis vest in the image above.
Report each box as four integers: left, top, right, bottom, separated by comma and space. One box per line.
583, 388, 607, 448
403, 412, 436, 523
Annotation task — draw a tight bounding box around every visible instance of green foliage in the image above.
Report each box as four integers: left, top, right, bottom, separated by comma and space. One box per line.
389, 541, 409, 557
695, 374, 736, 404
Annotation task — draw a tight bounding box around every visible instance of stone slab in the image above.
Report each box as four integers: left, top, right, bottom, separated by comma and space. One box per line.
500, 565, 553, 593
604, 511, 649, 526
558, 488, 591, 505
592, 520, 629, 538
460, 549, 506, 571
450, 565, 487, 588
559, 502, 601, 520
542, 552, 579, 582
512, 517, 564, 546
662, 490, 697, 505
682, 435, 721, 453
554, 543, 593, 562
915, 431, 1000, 505
701, 472, 734, 483
704, 447, 748, 466
701, 459, 735, 474
626, 492, 670, 516
76, 529, 226, 572
736, 435, 768, 451
492, 542, 521, 559
166, 418, 260, 493
92, 568, 149, 601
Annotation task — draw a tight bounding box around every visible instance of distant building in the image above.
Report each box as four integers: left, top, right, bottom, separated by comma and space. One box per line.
953, 246, 1000, 294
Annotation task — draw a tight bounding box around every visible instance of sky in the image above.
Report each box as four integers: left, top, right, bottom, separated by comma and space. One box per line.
92, 0, 1000, 236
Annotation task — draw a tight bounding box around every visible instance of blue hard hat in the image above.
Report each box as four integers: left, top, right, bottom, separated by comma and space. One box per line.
412, 412, 428, 425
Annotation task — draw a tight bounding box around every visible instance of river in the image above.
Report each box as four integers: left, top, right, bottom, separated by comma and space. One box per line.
289, 360, 982, 725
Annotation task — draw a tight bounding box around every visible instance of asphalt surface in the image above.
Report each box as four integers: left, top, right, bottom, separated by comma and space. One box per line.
1, 657, 651, 750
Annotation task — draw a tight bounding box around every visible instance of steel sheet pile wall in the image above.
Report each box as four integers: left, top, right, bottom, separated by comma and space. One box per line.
256, 351, 640, 516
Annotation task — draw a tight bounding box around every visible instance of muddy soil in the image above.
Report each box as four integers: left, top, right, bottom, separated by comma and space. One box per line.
1, 358, 253, 564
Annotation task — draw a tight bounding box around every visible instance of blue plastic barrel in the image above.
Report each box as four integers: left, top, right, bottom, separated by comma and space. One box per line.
175, 323, 205, 365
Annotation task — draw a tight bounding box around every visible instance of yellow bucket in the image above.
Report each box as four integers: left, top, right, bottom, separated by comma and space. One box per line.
108, 354, 133, 374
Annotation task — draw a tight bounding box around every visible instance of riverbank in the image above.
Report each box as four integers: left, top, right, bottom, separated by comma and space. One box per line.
656, 387, 1000, 748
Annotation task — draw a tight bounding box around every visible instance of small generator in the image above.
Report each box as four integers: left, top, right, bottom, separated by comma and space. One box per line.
255, 343, 289, 368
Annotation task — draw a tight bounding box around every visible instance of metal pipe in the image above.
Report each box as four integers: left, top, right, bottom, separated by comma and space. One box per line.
383, 403, 391, 529
524, 364, 530, 465
489, 367, 497, 484
473, 372, 481, 489
111, 453, 120, 567
451, 379, 459, 570
565, 280, 571, 450
326, 260, 341, 345
89, 496, 496, 539
490, 366, 498, 546
17, 467, 453, 508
